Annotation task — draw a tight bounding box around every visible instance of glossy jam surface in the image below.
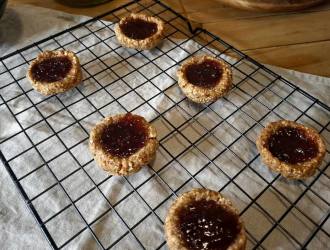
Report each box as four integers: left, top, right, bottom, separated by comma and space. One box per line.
100, 114, 148, 158
120, 17, 158, 40
31, 56, 72, 83
177, 199, 240, 250
267, 127, 318, 164
185, 60, 223, 88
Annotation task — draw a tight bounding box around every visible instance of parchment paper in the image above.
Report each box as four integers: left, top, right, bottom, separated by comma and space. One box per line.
0, 5, 329, 250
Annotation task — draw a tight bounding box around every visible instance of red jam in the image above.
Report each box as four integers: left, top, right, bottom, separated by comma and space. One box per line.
267, 127, 318, 164
185, 59, 223, 88
120, 17, 158, 40
177, 199, 241, 250
100, 113, 148, 158
31, 56, 72, 83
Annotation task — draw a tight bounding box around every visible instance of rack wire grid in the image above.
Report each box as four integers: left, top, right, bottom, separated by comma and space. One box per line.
0, 0, 329, 249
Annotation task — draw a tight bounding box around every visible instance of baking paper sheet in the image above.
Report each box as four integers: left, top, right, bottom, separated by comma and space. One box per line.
0, 4, 329, 250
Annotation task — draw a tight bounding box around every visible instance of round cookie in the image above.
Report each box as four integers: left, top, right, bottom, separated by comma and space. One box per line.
27, 50, 82, 95
165, 188, 246, 250
256, 120, 326, 179
89, 113, 158, 176
177, 55, 232, 103
114, 13, 165, 50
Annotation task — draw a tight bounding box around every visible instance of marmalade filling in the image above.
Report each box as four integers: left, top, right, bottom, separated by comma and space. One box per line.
177, 199, 240, 250
267, 127, 318, 164
120, 17, 158, 40
31, 56, 72, 83
100, 114, 148, 157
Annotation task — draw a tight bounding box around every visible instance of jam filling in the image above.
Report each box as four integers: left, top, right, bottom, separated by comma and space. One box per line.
185, 60, 223, 88
177, 199, 240, 250
100, 113, 148, 158
120, 17, 158, 40
31, 56, 72, 83
267, 127, 318, 164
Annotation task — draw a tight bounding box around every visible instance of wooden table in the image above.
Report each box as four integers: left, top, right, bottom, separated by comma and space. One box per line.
10, 0, 330, 76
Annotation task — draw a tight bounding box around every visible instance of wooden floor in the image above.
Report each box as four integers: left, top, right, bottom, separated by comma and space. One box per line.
10, 0, 330, 76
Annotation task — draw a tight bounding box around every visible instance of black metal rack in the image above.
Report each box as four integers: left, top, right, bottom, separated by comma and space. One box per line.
0, 0, 329, 249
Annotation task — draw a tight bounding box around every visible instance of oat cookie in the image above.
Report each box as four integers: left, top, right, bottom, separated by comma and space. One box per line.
165, 188, 246, 250
256, 120, 326, 179
114, 13, 165, 50
89, 113, 158, 176
27, 50, 82, 95
177, 55, 232, 103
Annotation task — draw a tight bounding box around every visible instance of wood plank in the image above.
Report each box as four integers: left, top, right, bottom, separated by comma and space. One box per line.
180, 0, 330, 14
243, 40, 330, 77
202, 10, 330, 49
217, 0, 325, 12
198, 33, 330, 76
184, 3, 330, 24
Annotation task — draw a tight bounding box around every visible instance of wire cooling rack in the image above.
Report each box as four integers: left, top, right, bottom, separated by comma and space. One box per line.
0, 0, 329, 249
